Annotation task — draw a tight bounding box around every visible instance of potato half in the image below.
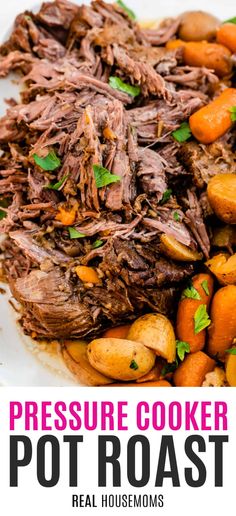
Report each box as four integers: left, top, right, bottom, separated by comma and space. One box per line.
207, 174, 236, 224
160, 234, 203, 262
127, 313, 176, 363
87, 338, 155, 381
206, 253, 236, 285
62, 340, 113, 386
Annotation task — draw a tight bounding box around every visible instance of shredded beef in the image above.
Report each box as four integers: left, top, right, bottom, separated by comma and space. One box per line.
0, 0, 235, 340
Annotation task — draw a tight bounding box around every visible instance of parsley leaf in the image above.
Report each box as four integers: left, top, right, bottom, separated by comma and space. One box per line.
116, 0, 136, 20
33, 150, 61, 171
194, 304, 211, 334
93, 164, 120, 188
172, 122, 192, 143
229, 107, 236, 122
109, 76, 140, 97
225, 348, 236, 355
130, 359, 138, 370
173, 211, 180, 222
176, 340, 190, 361
68, 227, 86, 239
44, 175, 69, 190
201, 279, 209, 296
92, 239, 104, 249
161, 360, 178, 376
0, 209, 6, 220
223, 17, 236, 24
181, 284, 201, 300
160, 188, 172, 205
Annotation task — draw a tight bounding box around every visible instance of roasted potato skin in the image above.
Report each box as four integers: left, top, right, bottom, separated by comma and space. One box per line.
127, 313, 176, 363
207, 174, 236, 224
62, 341, 114, 386
206, 253, 236, 285
87, 338, 156, 381
178, 11, 220, 41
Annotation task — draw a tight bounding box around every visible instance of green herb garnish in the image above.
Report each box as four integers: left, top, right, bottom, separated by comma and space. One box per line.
176, 340, 190, 362
130, 359, 138, 370
172, 122, 192, 143
44, 175, 69, 190
194, 304, 211, 334
181, 284, 201, 301
225, 348, 236, 355
93, 164, 120, 188
223, 16, 236, 24
161, 361, 178, 376
92, 239, 104, 249
33, 150, 61, 171
109, 76, 140, 97
229, 107, 236, 122
201, 280, 209, 296
173, 211, 180, 222
160, 188, 172, 205
68, 227, 86, 239
116, 0, 136, 20
0, 209, 6, 220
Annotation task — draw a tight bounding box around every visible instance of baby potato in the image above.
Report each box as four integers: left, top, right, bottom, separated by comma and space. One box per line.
62, 341, 114, 386
207, 174, 236, 224
212, 225, 236, 250
87, 338, 155, 381
160, 234, 203, 262
178, 11, 220, 41
206, 253, 236, 285
226, 347, 236, 387
127, 313, 176, 363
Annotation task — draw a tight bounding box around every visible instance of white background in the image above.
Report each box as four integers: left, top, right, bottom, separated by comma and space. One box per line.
0, 387, 235, 516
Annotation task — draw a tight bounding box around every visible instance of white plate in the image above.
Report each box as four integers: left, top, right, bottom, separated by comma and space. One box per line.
0, 0, 235, 386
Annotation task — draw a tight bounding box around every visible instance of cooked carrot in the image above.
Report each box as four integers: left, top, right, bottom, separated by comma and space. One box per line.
166, 40, 232, 77
189, 88, 236, 144
176, 273, 214, 353
75, 265, 100, 284
173, 351, 216, 387
103, 325, 131, 339
56, 205, 77, 225
166, 39, 186, 51
207, 285, 236, 358
108, 380, 172, 387
217, 23, 236, 54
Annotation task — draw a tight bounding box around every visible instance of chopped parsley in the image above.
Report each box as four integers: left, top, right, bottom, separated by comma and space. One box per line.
201, 279, 209, 296
130, 359, 139, 370
116, 0, 136, 20
176, 340, 190, 362
181, 283, 201, 301
172, 122, 192, 143
109, 76, 141, 97
229, 107, 236, 122
68, 227, 86, 239
223, 17, 236, 24
33, 150, 61, 171
225, 348, 236, 355
0, 209, 6, 220
194, 304, 211, 334
161, 361, 178, 376
173, 211, 180, 222
93, 164, 120, 188
92, 239, 104, 249
160, 188, 172, 205
44, 175, 69, 190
